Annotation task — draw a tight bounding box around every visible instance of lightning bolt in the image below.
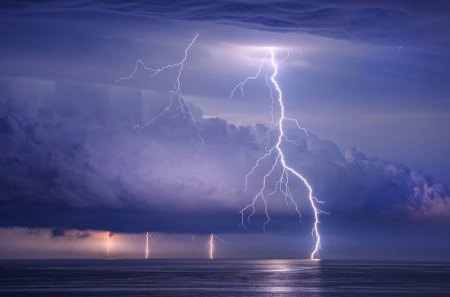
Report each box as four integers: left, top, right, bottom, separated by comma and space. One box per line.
207, 233, 225, 260
231, 49, 323, 260
208, 233, 215, 260
117, 34, 204, 156
145, 232, 154, 259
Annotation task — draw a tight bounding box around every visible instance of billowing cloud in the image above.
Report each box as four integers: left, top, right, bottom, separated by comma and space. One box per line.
0, 77, 448, 235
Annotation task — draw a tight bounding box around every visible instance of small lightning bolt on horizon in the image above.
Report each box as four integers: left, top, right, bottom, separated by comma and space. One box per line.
117, 34, 204, 156
207, 233, 224, 260
230, 48, 323, 260
208, 233, 215, 260
145, 232, 154, 259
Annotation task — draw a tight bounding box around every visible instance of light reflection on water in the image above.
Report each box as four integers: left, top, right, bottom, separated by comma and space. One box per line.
0, 259, 449, 296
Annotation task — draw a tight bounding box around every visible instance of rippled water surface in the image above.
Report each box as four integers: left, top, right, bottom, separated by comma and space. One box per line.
1, 259, 449, 296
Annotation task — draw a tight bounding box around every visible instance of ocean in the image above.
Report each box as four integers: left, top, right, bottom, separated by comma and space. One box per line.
0, 259, 449, 296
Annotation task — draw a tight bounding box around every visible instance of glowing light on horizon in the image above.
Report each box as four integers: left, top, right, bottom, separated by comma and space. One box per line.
106, 231, 112, 257
117, 34, 203, 156
231, 48, 323, 260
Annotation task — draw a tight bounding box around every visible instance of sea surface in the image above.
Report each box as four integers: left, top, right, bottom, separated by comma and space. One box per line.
0, 259, 449, 296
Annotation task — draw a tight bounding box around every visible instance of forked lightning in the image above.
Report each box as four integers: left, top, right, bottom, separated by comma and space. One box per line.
117, 34, 203, 156
231, 49, 323, 260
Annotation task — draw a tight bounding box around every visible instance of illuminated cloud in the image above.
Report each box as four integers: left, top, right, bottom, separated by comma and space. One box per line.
0, 77, 448, 235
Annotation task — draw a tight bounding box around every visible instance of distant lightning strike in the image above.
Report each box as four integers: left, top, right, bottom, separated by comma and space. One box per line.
145, 232, 154, 259
231, 49, 323, 260
208, 233, 215, 260
117, 34, 203, 156
145, 232, 149, 259
207, 233, 224, 260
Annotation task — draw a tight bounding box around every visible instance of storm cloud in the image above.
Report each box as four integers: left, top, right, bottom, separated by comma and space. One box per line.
3, 0, 450, 48
0, 77, 448, 234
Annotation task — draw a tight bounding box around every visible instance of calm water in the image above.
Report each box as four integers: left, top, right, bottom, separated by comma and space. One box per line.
0, 259, 449, 296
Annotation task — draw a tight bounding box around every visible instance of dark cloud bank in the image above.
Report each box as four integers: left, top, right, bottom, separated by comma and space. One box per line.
3, 0, 450, 48
0, 78, 448, 235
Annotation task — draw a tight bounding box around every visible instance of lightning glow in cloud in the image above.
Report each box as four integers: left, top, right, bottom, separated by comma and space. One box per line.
231, 49, 323, 260
117, 34, 203, 156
